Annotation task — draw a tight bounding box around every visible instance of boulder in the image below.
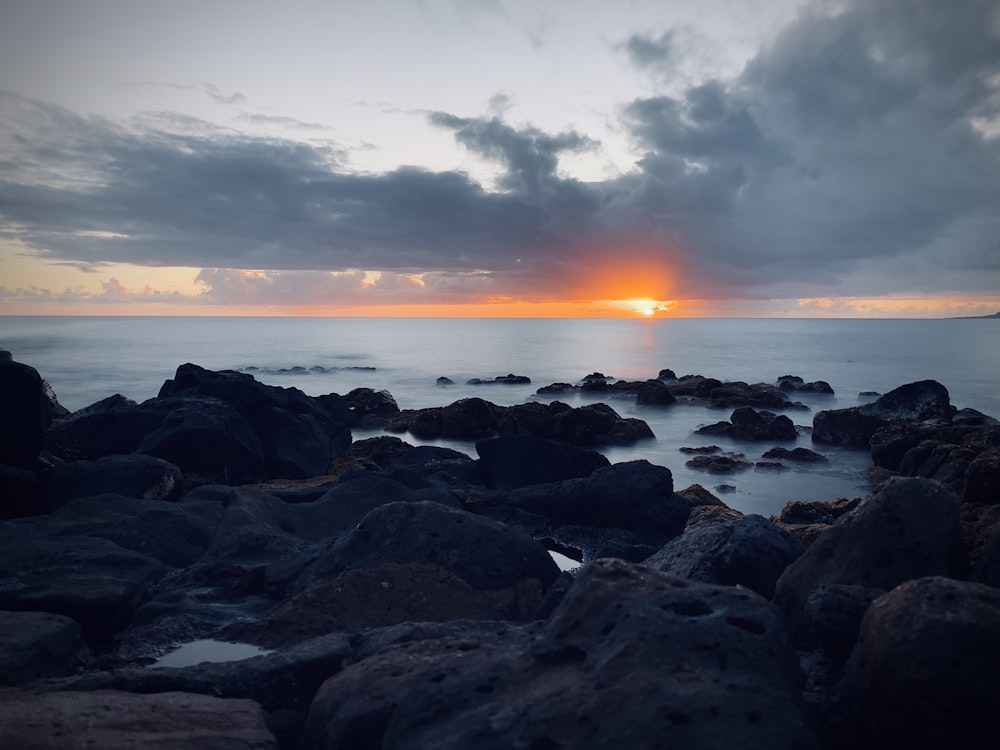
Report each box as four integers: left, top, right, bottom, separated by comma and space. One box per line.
813, 379, 954, 447
41, 454, 183, 510
643, 514, 805, 598
762, 446, 828, 462
0, 463, 41, 519
298, 500, 561, 594
0, 611, 90, 686
773, 477, 965, 643
837, 577, 1000, 750
551, 402, 654, 445
508, 460, 689, 546
475, 435, 609, 490
0, 351, 52, 469
300, 559, 817, 750
697, 406, 797, 441
0, 689, 278, 749
685, 454, 753, 473
345, 387, 399, 424
136, 397, 265, 484
239, 563, 545, 645
44, 394, 159, 460
636, 379, 677, 405
0, 534, 166, 643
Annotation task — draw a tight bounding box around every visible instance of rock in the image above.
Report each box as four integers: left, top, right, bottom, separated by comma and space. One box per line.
697, 406, 798, 441
44, 394, 159, 460
300, 559, 817, 750
635, 379, 677, 405
435, 376, 454, 385
644, 514, 805, 598
41, 454, 183, 510
350, 435, 414, 469
345, 387, 399, 423
0, 689, 278, 749
0, 351, 52, 469
813, 379, 954, 447
535, 381, 573, 395
773, 477, 965, 643
965, 449, 1000, 504
762, 446, 828, 462
551, 402, 654, 445
775, 497, 862, 526
685, 454, 753, 473
801, 583, 884, 663
0, 463, 41, 519
241, 564, 545, 645
508, 460, 689, 547
686, 504, 746, 529
475, 435, 609, 490
0, 611, 90, 686
0, 533, 166, 643
42, 493, 222, 569
675, 483, 728, 508
837, 577, 1000, 750
136, 397, 266, 484
298, 500, 560, 594
778, 376, 834, 395
47, 364, 353, 483
657, 368, 677, 380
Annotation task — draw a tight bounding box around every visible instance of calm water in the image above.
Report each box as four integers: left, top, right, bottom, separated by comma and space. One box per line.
3, 316, 998, 516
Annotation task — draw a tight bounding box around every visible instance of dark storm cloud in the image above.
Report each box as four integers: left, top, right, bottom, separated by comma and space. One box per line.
2, 0, 999, 303
621, 30, 680, 72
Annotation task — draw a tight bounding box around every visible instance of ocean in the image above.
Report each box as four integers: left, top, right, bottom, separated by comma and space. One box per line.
2, 316, 998, 518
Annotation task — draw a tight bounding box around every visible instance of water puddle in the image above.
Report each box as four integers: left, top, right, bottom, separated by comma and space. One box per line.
151, 639, 272, 669
549, 549, 583, 573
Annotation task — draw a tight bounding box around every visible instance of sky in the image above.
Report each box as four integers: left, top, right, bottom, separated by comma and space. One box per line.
1, 0, 999, 318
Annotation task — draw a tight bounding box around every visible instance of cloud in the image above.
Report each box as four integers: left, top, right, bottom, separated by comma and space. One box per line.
1, 0, 999, 309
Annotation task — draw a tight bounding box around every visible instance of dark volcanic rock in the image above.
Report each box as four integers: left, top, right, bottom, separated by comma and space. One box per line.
345, 387, 399, 424
300, 559, 817, 750
813, 379, 954, 447
508, 460, 689, 546
644, 514, 805, 598
475, 435, 609, 489
697, 406, 798, 441
0, 533, 166, 643
0, 611, 90, 686
388, 399, 653, 447
0, 351, 53, 470
41, 454, 183, 510
837, 577, 1000, 750
47, 364, 353, 483
685, 454, 753, 473
776, 497, 862, 526
635, 378, 677, 405
762, 446, 828, 462
298, 500, 560, 594
773, 477, 965, 644
0, 689, 278, 750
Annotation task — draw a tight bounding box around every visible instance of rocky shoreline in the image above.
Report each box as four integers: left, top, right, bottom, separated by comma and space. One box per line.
1, 351, 999, 749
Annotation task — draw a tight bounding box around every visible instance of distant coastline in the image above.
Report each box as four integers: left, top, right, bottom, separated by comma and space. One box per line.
951, 311, 1000, 319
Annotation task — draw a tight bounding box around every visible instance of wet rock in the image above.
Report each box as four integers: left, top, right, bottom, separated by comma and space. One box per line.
762, 446, 828, 462
697, 406, 798, 441
635, 379, 677, 405
801, 583, 884, 663
837, 577, 1000, 750
773, 477, 965, 644
41, 454, 183, 510
0, 689, 278, 749
345, 387, 399, 425
776, 497, 862, 526
475, 435, 609, 490
0, 463, 40, 519
551, 402, 654, 445
685, 453, 753, 473
0, 611, 90, 686
813, 379, 954, 447
300, 559, 817, 750
435, 376, 454, 385
778, 375, 834, 395
644, 514, 805, 598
